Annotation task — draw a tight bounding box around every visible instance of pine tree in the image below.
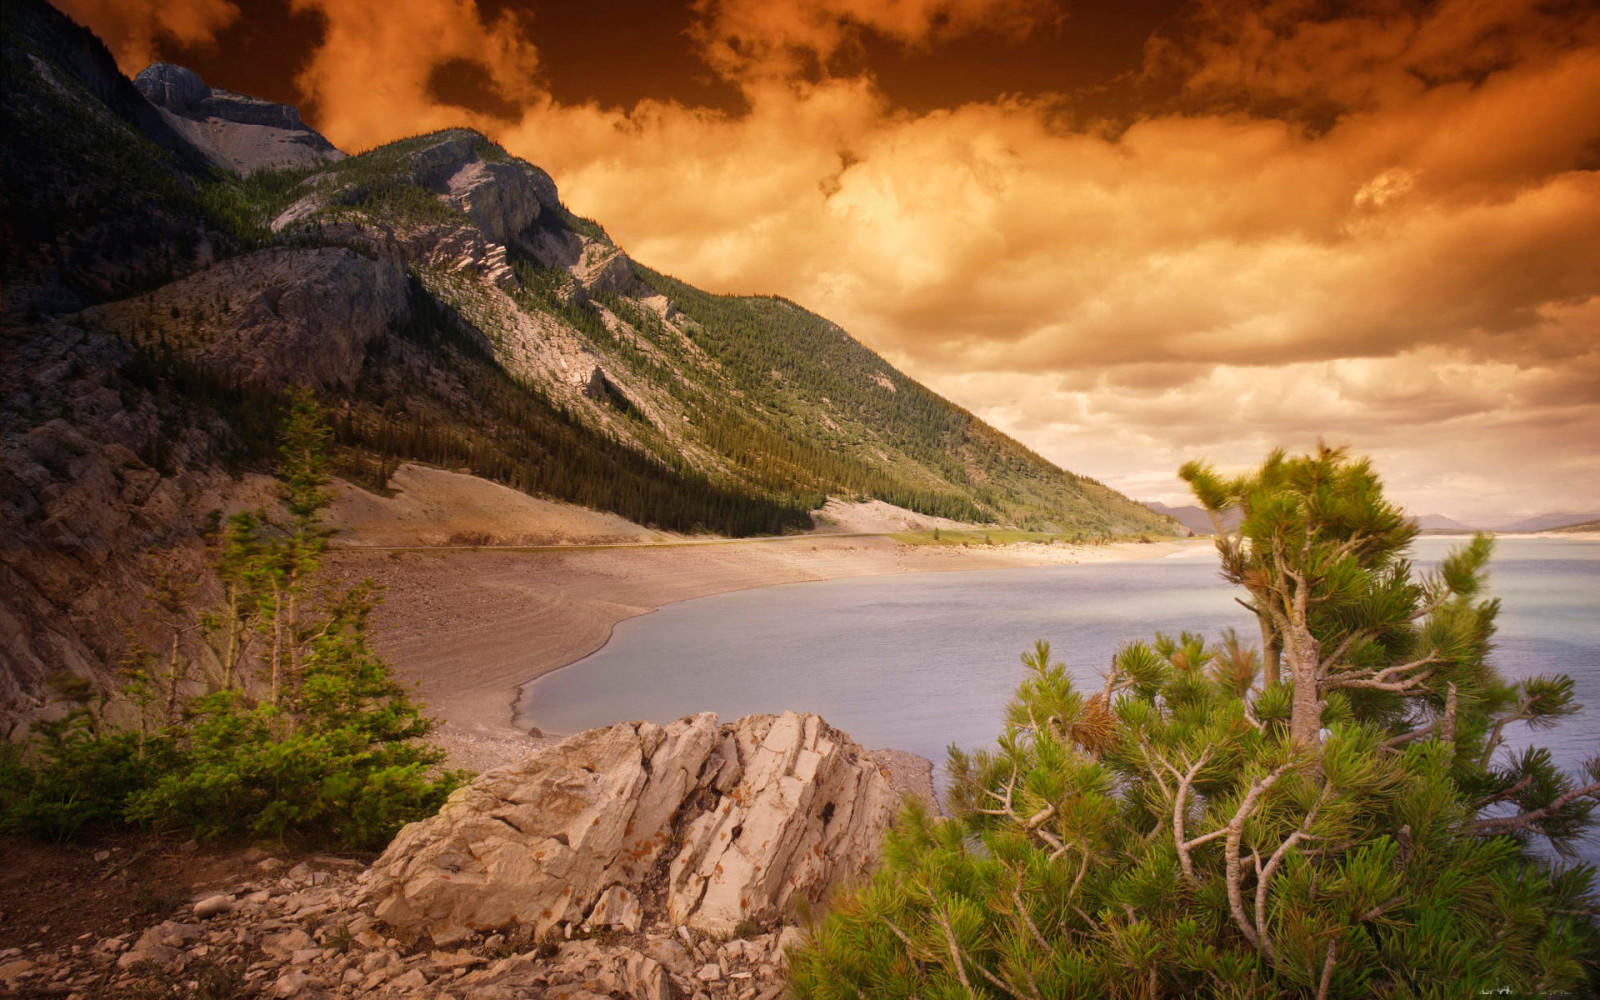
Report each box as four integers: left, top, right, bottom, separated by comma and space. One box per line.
793, 446, 1600, 999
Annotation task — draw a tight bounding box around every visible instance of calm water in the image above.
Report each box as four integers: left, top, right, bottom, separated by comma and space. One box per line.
520, 538, 1600, 853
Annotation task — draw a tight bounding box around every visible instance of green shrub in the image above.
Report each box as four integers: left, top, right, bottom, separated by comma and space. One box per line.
1, 391, 465, 849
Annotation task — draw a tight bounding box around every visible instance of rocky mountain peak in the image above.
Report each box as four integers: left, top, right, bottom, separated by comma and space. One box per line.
412, 130, 560, 244
131, 60, 342, 175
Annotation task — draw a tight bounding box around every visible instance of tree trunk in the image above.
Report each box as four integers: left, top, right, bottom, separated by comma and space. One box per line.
164, 631, 182, 723
1259, 615, 1281, 688
270, 577, 282, 705
1286, 625, 1323, 748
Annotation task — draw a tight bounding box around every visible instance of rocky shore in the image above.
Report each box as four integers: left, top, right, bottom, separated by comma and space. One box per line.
0, 711, 931, 999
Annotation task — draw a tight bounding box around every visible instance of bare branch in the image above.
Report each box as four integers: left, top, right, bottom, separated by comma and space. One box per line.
1225, 762, 1294, 956
1172, 750, 1212, 883
933, 907, 977, 998
1254, 788, 1330, 951
1315, 940, 1337, 1000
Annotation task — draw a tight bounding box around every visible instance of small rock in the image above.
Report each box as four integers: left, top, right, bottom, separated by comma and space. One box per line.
429, 950, 484, 972
193, 894, 233, 919
585, 885, 643, 934
273, 969, 310, 997
695, 962, 722, 982
262, 929, 314, 959
0, 959, 35, 982
775, 925, 806, 968
390, 968, 429, 989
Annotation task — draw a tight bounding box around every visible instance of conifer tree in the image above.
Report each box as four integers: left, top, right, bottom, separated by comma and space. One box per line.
793, 446, 1600, 998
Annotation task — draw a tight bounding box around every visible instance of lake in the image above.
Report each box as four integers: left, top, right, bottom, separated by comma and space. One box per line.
520, 537, 1600, 854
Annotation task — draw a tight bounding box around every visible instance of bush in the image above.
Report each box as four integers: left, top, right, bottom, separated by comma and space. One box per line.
1, 390, 465, 849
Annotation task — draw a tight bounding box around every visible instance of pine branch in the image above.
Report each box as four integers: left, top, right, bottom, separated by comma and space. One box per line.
1225, 762, 1294, 957
1171, 749, 1212, 883
1470, 780, 1600, 836
1254, 787, 1329, 957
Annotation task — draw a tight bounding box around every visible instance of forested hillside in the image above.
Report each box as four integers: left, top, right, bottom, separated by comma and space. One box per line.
4, 0, 1173, 541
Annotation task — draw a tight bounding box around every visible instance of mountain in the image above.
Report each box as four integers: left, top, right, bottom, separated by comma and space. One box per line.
1551, 519, 1600, 534
1410, 513, 1481, 532
1, 0, 1178, 720
1490, 511, 1600, 533
1142, 501, 1240, 535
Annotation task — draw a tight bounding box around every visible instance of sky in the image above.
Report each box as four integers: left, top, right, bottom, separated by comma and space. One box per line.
62, 0, 1600, 521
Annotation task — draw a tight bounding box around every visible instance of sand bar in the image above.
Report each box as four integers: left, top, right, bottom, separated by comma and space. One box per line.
321, 465, 1209, 768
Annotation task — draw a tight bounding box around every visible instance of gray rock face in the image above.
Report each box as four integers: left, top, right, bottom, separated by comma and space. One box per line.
133, 63, 208, 112
0, 325, 228, 732
361, 711, 900, 941
79, 246, 410, 390
414, 133, 559, 245
133, 62, 342, 174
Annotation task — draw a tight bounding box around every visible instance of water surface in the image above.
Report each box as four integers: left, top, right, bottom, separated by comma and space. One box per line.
522, 537, 1599, 853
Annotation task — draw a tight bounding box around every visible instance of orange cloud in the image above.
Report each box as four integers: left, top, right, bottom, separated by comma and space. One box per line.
56, 0, 239, 75
59, 0, 1600, 517
688, 0, 1062, 82
286, 0, 543, 151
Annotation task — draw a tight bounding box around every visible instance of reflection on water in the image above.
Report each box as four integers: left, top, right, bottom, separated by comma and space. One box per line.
520, 538, 1600, 858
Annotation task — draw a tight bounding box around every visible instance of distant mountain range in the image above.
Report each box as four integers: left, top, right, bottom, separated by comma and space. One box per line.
1140, 502, 1240, 535
1410, 511, 1600, 533
1145, 502, 1600, 536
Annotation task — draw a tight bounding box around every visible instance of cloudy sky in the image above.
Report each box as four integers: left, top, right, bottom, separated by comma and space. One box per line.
64, 0, 1600, 521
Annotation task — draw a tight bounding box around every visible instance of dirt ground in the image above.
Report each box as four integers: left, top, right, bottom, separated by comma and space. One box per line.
0, 832, 345, 962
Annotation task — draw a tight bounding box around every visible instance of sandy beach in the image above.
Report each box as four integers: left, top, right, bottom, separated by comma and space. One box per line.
323, 465, 1208, 768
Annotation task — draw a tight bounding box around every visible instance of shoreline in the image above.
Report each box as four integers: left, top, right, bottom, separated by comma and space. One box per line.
330, 534, 1210, 769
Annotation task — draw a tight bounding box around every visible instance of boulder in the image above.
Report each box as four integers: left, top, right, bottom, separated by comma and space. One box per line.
361, 711, 901, 941
134, 63, 210, 111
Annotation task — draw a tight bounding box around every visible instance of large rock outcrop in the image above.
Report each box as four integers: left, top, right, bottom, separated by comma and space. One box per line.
133, 62, 343, 174
361, 711, 901, 942
78, 246, 410, 390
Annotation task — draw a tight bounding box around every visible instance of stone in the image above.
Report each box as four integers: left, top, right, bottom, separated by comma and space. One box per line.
261, 929, 314, 959
0, 959, 35, 982
362, 712, 897, 941
362, 713, 723, 939
667, 712, 900, 934
391, 968, 429, 989
775, 927, 806, 970
584, 885, 643, 934
193, 894, 233, 919
272, 969, 310, 997
696, 962, 723, 982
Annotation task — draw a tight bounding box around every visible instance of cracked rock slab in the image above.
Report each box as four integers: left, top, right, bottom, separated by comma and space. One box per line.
361, 711, 901, 942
